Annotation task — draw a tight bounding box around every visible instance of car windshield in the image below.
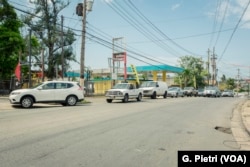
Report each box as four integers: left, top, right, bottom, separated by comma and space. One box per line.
140, 82, 156, 88
168, 87, 178, 91
32, 82, 44, 89
205, 86, 216, 90
184, 87, 192, 90
112, 84, 129, 89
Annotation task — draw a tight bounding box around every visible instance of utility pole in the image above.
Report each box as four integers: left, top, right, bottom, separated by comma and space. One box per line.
61, 15, 64, 80
80, 0, 87, 89
41, 48, 44, 82
29, 29, 32, 88
76, 0, 94, 90
207, 48, 210, 85
211, 47, 217, 86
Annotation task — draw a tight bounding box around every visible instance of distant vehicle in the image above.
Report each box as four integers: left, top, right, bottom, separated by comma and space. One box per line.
167, 87, 184, 98
105, 83, 143, 103
203, 86, 221, 97
183, 87, 198, 97
197, 88, 204, 97
221, 90, 234, 97
9, 81, 84, 108
139, 81, 168, 99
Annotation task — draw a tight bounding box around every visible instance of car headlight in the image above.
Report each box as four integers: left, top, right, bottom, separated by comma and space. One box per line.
11, 92, 21, 95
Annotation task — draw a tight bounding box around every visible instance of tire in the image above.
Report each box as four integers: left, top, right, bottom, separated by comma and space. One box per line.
137, 93, 142, 101
163, 91, 167, 98
21, 96, 33, 108
66, 95, 77, 106
106, 99, 112, 103
123, 94, 129, 103
151, 92, 157, 99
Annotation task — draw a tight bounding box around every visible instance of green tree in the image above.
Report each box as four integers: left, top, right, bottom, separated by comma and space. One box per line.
176, 56, 206, 88
226, 78, 235, 90
21, 0, 77, 79
0, 0, 24, 79
221, 74, 226, 83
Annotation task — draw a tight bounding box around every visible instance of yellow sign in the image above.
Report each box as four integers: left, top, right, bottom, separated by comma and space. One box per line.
130, 64, 140, 85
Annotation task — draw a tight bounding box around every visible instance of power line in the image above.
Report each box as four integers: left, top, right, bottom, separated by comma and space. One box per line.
218, 0, 250, 62
126, 0, 201, 57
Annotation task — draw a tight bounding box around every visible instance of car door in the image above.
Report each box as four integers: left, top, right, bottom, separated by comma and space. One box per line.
35, 82, 55, 102
128, 84, 137, 98
54, 82, 70, 101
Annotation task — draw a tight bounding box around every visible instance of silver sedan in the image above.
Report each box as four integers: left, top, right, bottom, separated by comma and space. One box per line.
167, 87, 184, 98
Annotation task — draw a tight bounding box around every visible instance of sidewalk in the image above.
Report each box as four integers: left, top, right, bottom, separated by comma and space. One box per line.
231, 98, 250, 150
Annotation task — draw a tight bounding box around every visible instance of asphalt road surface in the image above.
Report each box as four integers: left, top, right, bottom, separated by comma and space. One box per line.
0, 96, 244, 167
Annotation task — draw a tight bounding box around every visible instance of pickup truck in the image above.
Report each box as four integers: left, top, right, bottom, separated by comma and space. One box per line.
183, 87, 198, 97
105, 83, 143, 103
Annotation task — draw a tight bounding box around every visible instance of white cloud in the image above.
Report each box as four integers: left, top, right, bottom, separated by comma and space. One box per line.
102, 0, 114, 4
171, 3, 181, 11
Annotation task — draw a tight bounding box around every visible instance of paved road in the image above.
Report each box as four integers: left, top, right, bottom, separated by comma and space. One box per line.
0, 96, 248, 167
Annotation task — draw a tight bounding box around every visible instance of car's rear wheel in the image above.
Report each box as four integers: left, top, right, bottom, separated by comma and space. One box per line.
163, 91, 167, 98
151, 92, 157, 99
137, 93, 142, 101
21, 96, 33, 108
66, 95, 77, 106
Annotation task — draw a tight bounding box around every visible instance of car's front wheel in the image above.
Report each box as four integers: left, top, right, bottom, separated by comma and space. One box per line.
66, 95, 77, 106
106, 99, 112, 103
123, 94, 129, 103
21, 96, 33, 108
137, 93, 142, 101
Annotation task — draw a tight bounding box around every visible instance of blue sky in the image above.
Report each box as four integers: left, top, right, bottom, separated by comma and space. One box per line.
9, 0, 250, 80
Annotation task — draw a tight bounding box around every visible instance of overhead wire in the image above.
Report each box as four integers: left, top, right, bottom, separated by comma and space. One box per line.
126, 0, 201, 57
9, 4, 174, 71
217, 0, 250, 62
213, 0, 230, 47
105, 0, 182, 58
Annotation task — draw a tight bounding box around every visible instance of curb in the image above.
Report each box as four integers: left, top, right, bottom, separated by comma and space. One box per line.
241, 100, 250, 136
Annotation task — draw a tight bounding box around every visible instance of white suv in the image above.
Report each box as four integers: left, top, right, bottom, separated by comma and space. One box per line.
9, 81, 84, 108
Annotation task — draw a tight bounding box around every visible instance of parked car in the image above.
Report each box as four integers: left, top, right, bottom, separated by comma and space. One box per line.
167, 87, 184, 98
203, 86, 221, 97
183, 87, 198, 97
221, 90, 234, 97
139, 81, 168, 99
105, 83, 143, 103
197, 88, 204, 97
9, 81, 84, 108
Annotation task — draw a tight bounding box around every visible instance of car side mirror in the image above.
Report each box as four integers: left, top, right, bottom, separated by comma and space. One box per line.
156, 84, 159, 87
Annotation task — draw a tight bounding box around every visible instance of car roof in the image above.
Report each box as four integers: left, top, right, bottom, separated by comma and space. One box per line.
43, 80, 78, 83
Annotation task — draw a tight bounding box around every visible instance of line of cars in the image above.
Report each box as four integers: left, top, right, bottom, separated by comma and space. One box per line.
198, 86, 234, 97
105, 81, 201, 103
9, 80, 235, 108
105, 81, 235, 103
